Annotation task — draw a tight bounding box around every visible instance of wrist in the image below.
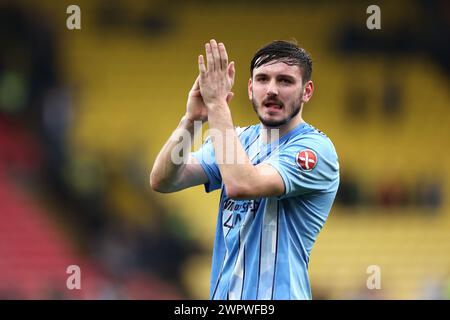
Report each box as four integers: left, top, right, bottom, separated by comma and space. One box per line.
182, 114, 205, 127
205, 99, 228, 111
207, 103, 232, 122
181, 114, 195, 126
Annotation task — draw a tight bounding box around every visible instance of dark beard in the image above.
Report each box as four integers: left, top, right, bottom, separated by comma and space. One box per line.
252, 98, 302, 128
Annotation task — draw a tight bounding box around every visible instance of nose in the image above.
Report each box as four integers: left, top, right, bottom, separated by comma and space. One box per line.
266, 79, 278, 96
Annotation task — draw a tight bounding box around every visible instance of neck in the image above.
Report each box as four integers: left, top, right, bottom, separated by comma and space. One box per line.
260, 113, 304, 144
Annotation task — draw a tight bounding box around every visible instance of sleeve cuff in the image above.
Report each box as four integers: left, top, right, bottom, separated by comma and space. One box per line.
191, 152, 219, 193
265, 160, 291, 198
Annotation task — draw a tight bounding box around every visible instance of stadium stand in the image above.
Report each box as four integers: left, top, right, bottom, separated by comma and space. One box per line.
1, 0, 449, 299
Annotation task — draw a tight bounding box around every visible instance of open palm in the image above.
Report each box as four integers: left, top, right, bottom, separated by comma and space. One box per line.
186, 62, 235, 123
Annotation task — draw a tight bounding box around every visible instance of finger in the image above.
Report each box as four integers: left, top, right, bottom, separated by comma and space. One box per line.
205, 43, 214, 72
218, 42, 228, 71
226, 92, 234, 104
198, 55, 207, 79
210, 39, 221, 71
227, 61, 235, 86
190, 75, 200, 91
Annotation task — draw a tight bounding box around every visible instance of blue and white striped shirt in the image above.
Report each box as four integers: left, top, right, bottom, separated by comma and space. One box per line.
191, 122, 339, 300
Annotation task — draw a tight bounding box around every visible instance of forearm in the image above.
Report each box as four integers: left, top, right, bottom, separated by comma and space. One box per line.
207, 103, 257, 198
150, 115, 197, 191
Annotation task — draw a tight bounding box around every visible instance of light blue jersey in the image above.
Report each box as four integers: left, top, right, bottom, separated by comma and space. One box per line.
191, 122, 339, 300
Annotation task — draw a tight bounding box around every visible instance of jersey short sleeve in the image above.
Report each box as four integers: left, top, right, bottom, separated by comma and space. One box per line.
264, 134, 339, 199
191, 136, 222, 193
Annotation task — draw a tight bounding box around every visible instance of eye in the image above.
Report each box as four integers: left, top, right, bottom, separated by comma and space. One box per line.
256, 76, 268, 82
279, 78, 293, 84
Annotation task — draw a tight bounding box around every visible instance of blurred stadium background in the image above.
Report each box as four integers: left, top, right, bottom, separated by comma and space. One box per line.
0, 0, 449, 299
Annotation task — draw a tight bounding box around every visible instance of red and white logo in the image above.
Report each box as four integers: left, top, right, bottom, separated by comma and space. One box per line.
296, 149, 317, 171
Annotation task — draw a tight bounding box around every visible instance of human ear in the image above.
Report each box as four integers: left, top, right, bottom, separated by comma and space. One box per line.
302, 80, 314, 103
248, 78, 253, 100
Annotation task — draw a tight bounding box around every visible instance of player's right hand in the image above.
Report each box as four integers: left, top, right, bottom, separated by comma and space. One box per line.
186, 75, 209, 123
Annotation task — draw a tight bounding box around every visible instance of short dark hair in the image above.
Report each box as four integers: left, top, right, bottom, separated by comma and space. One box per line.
250, 40, 312, 84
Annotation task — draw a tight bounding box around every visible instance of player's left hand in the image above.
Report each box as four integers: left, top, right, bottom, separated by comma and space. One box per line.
198, 39, 235, 109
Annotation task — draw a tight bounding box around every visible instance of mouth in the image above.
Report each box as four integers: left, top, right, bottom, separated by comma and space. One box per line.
264, 102, 283, 113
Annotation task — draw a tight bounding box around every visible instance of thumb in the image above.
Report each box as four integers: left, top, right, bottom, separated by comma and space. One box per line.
190, 75, 200, 92
228, 61, 235, 86
226, 91, 234, 104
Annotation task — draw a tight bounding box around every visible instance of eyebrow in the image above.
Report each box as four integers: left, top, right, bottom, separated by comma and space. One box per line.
254, 73, 297, 81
